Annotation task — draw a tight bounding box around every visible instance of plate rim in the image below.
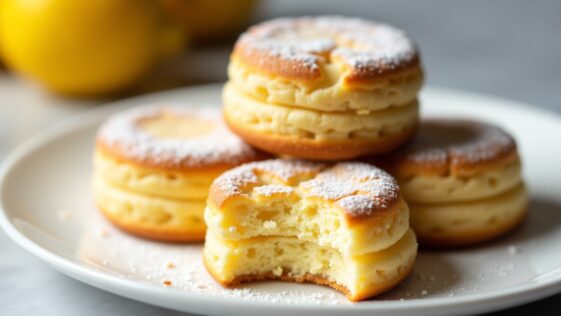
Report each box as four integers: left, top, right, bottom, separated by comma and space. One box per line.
2, 83, 561, 315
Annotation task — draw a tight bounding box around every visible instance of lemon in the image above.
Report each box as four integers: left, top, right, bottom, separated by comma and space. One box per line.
0, 0, 185, 96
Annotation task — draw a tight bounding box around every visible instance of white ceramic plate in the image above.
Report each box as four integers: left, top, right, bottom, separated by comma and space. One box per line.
2, 84, 561, 316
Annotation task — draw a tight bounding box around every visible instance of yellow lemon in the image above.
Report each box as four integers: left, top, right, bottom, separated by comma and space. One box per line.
0, 0, 185, 96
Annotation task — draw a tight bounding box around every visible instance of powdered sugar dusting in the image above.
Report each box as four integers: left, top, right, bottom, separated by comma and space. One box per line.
211, 160, 399, 217
332, 22, 416, 74
407, 148, 448, 165
98, 105, 262, 168
79, 211, 536, 305
211, 160, 323, 201
212, 166, 260, 199
300, 162, 399, 217
254, 184, 295, 197
252, 159, 325, 182
449, 125, 515, 166
398, 120, 516, 168
238, 16, 416, 74
237, 33, 329, 71
336, 195, 376, 217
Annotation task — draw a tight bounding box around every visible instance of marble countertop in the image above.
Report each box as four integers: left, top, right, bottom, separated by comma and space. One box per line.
1, 1, 560, 315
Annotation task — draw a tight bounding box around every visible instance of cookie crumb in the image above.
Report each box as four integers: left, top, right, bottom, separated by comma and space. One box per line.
272, 266, 283, 276
162, 280, 173, 287
193, 282, 207, 290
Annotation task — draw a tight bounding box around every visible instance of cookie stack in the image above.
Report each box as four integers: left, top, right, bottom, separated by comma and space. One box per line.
93, 106, 268, 242
373, 119, 528, 247
223, 16, 423, 160
205, 16, 425, 300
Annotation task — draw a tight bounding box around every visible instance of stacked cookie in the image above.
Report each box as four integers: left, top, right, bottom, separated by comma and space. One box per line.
373, 120, 528, 247
93, 106, 268, 242
203, 16, 425, 301
223, 16, 423, 160
204, 160, 417, 302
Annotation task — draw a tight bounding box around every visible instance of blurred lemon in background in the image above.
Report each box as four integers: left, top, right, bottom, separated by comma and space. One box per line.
0, 0, 186, 96
161, 0, 256, 42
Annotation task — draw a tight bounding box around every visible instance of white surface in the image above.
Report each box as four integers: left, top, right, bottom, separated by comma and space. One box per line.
2, 84, 561, 316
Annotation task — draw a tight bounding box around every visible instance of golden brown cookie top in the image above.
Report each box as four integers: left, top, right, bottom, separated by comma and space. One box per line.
373, 119, 518, 177
96, 105, 268, 172
231, 16, 420, 83
209, 159, 401, 219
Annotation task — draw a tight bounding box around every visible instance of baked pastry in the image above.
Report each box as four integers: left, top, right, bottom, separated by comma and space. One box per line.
372, 119, 528, 247
93, 105, 268, 242
203, 160, 417, 301
223, 16, 423, 160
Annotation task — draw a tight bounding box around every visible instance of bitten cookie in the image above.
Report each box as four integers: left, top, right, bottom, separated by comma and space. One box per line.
372, 119, 528, 247
203, 160, 417, 301
93, 105, 268, 242
223, 16, 423, 160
